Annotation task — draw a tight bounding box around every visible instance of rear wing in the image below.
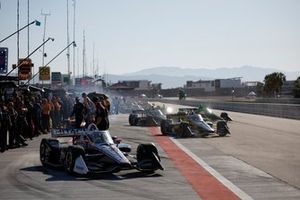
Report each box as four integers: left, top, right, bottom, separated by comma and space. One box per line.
51, 128, 86, 138
178, 107, 198, 113
51, 123, 99, 138
132, 109, 145, 114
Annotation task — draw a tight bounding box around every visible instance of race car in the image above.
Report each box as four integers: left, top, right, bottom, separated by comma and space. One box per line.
160, 109, 230, 137
40, 124, 164, 175
196, 104, 232, 122
129, 108, 167, 126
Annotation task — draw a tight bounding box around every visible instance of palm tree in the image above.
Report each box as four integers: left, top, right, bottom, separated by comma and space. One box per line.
263, 72, 286, 97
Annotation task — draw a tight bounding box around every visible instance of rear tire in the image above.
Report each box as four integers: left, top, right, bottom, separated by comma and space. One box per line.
129, 114, 138, 126
160, 120, 168, 135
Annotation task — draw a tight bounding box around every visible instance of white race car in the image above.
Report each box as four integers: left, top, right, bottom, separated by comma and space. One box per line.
40, 124, 163, 175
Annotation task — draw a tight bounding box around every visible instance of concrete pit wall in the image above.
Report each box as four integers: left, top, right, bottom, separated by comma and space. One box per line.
156, 99, 300, 120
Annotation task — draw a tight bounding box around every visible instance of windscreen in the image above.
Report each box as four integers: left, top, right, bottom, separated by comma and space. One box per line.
188, 114, 204, 122
88, 131, 114, 144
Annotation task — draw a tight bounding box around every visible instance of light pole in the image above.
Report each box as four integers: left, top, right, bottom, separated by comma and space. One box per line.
5, 37, 54, 76
66, 0, 70, 80
41, 10, 51, 67
17, 0, 19, 66
0, 20, 41, 44
72, 0, 76, 85
25, 41, 76, 85
27, 0, 30, 56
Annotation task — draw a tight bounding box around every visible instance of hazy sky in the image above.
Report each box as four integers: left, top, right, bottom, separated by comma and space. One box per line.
0, 0, 299, 77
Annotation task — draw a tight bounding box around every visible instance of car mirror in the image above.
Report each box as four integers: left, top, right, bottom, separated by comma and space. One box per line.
112, 136, 122, 144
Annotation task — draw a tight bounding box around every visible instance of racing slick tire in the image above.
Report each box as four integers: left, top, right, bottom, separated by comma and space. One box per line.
129, 114, 138, 126
160, 120, 169, 135
145, 116, 158, 126
216, 120, 230, 137
136, 143, 163, 172
177, 122, 194, 138
64, 146, 85, 175
40, 138, 59, 166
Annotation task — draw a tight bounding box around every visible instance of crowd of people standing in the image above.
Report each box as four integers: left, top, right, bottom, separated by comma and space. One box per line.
0, 91, 111, 153
71, 93, 110, 131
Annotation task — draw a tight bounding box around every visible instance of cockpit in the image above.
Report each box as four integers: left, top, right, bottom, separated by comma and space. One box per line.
187, 114, 204, 122
87, 131, 114, 145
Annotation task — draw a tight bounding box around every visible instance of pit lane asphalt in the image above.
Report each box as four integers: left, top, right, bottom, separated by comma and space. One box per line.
1, 113, 300, 200
0, 115, 199, 200
152, 102, 300, 199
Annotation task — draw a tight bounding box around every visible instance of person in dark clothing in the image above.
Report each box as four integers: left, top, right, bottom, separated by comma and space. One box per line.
95, 97, 109, 131
52, 96, 62, 128
15, 101, 28, 146
33, 98, 43, 137
24, 98, 34, 139
7, 102, 18, 148
0, 101, 10, 152
70, 97, 85, 128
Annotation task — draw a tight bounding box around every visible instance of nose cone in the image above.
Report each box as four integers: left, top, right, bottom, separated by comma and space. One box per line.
97, 144, 131, 165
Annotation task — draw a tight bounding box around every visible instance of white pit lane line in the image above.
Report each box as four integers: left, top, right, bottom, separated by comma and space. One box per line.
170, 138, 253, 200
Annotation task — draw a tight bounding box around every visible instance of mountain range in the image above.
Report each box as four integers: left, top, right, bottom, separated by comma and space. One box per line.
106, 66, 300, 89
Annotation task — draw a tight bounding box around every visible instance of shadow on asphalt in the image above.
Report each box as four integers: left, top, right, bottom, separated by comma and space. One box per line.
173, 134, 231, 139
20, 165, 162, 182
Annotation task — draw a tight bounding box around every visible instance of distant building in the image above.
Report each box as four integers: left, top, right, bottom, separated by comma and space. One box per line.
185, 77, 242, 90
215, 78, 242, 89
151, 83, 162, 90
185, 80, 215, 92
243, 81, 263, 87
108, 81, 135, 91
281, 80, 295, 96
109, 80, 152, 91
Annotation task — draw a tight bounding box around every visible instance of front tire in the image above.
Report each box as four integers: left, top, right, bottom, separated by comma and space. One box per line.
64, 146, 85, 174
216, 120, 230, 137
136, 143, 163, 171
40, 139, 59, 166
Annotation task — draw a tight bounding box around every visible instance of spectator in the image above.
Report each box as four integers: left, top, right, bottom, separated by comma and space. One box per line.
95, 97, 109, 131
7, 102, 18, 148
70, 97, 85, 128
0, 100, 10, 152
41, 98, 51, 133
33, 98, 43, 136
82, 93, 96, 126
